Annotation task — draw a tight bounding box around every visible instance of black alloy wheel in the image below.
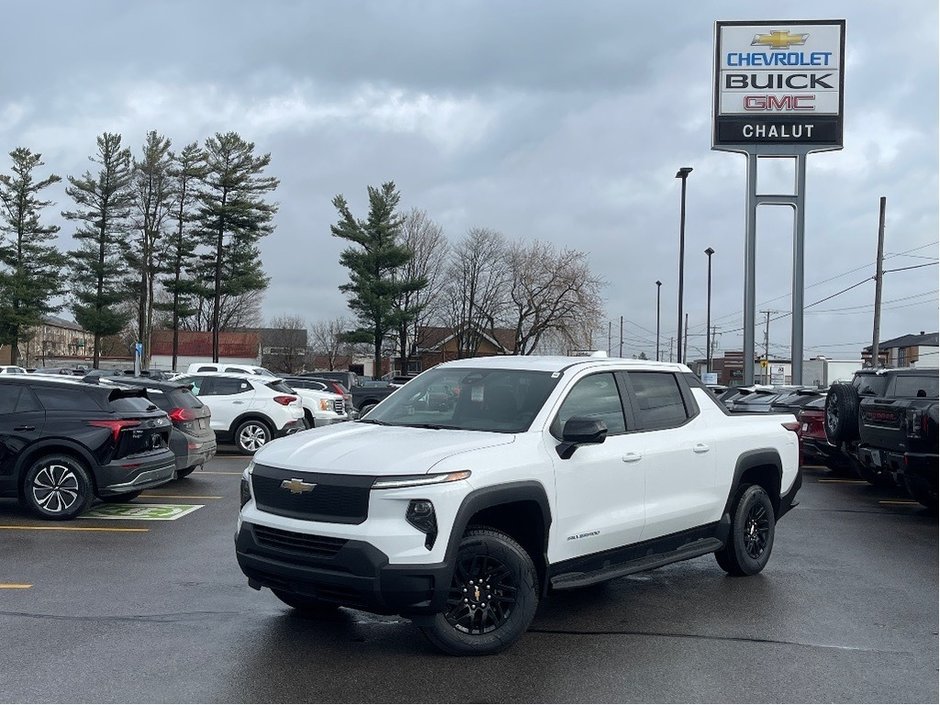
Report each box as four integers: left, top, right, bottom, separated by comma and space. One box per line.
715, 484, 776, 576
420, 528, 538, 656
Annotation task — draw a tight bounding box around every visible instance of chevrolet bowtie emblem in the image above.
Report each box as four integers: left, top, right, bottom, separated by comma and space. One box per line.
281, 478, 316, 494
751, 30, 809, 50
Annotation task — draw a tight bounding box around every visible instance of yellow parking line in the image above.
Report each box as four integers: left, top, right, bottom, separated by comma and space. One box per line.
192, 471, 244, 475
138, 494, 222, 500
817, 479, 869, 485
879, 500, 921, 506
0, 583, 32, 589
0, 525, 148, 533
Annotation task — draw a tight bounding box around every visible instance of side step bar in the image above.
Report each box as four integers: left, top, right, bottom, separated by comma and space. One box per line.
550, 538, 724, 590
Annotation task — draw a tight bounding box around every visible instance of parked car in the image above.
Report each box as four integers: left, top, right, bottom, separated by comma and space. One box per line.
303, 372, 395, 415
796, 397, 853, 472
0, 365, 27, 374
0, 375, 176, 519
826, 368, 939, 507
236, 355, 801, 655
185, 362, 277, 378
174, 373, 304, 454
30, 366, 75, 375
770, 387, 826, 417
91, 377, 217, 478
302, 370, 360, 391
280, 376, 348, 428
292, 377, 355, 417
727, 387, 785, 413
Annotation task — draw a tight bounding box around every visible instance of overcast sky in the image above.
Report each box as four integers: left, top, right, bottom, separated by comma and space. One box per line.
1, 0, 937, 362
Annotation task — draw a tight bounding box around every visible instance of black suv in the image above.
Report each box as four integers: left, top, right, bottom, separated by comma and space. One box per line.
826, 368, 939, 507
92, 377, 217, 478
0, 376, 177, 520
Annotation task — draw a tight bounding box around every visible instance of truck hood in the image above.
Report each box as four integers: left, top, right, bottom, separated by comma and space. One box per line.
252, 421, 515, 475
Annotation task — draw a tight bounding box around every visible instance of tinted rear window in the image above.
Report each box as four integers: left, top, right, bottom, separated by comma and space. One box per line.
34, 386, 99, 411
110, 395, 157, 412
894, 376, 939, 398
854, 375, 889, 396
165, 388, 204, 409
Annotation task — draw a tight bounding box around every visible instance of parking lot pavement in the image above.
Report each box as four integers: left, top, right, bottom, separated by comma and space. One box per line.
0, 459, 936, 703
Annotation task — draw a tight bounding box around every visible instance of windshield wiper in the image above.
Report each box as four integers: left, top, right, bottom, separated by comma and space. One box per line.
357, 418, 392, 425
407, 423, 462, 430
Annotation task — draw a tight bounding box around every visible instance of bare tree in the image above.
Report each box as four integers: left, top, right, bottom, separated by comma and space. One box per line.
442, 227, 508, 358
390, 209, 449, 369
309, 317, 355, 371
180, 289, 263, 332
504, 240, 605, 355
264, 314, 307, 374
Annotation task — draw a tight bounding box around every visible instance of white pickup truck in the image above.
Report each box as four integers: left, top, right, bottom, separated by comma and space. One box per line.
236, 355, 801, 655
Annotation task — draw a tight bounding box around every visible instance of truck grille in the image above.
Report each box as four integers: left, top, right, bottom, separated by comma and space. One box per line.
253, 525, 347, 558
333, 399, 345, 415
251, 464, 373, 524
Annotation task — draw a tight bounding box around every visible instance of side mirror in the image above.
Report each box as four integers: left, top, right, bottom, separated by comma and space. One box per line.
556, 417, 608, 459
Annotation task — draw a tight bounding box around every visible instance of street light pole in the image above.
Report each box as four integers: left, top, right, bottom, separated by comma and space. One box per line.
704, 247, 715, 373
655, 280, 662, 362
675, 167, 693, 364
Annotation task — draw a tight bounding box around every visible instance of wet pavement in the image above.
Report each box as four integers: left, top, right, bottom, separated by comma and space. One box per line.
1, 456, 936, 703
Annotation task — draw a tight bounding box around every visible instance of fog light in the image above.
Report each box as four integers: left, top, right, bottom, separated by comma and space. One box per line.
406, 499, 438, 550
239, 476, 251, 509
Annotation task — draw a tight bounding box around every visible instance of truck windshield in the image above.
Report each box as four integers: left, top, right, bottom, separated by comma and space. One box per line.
362, 367, 560, 433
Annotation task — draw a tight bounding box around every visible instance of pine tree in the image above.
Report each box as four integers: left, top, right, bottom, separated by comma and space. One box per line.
63, 132, 135, 368
0, 148, 66, 364
129, 131, 174, 367
195, 132, 278, 361
156, 142, 205, 372
331, 182, 426, 379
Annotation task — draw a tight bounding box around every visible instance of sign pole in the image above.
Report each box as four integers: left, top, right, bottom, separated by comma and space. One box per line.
791, 154, 808, 385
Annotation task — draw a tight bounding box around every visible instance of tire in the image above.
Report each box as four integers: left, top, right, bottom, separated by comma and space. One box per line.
234, 419, 272, 455
715, 484, 776, 577
304, 410, 316, 429
21, 454, 95, 521
825, 383, 860, 444
176, 465, 198, 479
102, 491, 142, 503
419, 528, 538, 656
902, 477, 937, 510
359, 403, 376, 417
272, 589, 341, 614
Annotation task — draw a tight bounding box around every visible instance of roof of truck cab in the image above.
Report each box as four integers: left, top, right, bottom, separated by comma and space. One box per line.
437, 355, 690, 374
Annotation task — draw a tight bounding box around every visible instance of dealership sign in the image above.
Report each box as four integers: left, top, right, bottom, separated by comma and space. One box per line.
713, 20, 845, 149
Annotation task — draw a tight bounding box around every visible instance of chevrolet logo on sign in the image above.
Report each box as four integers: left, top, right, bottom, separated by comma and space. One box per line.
751, 30, 809, 49
281, 478, 316, 494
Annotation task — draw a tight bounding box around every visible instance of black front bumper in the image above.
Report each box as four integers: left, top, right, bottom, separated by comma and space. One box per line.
235, 521, 452, 615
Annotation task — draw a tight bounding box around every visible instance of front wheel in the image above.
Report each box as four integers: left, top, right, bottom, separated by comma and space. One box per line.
234, 420, 272, 455
419, 528, 538, 656
22, 454, 94, 520
715, 484, 776, 576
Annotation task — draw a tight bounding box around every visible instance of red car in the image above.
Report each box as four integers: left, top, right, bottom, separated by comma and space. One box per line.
797, 397, 851, 471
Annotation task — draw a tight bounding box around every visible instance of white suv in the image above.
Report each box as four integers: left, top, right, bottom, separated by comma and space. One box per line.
281, 377, 348, 428
185, 362, 277, 378
176, 373, 304, 454
236, 355, 801, 655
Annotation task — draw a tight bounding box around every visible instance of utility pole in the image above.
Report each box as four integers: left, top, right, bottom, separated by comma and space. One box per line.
683, 313, 689, 368
608, 321, 611, 356
760, 310, 774, 384
669, 337, 674, 363
871, 196, 887, 368
619, 316, 623, 358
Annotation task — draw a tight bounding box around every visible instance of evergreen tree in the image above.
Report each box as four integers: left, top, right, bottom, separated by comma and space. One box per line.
0, 148, 66, 364
63, 132, 135, 368
195, 132, 278, 361
156, 142, 205, 372
331, 182, 426, 379
129, 130, 174, 367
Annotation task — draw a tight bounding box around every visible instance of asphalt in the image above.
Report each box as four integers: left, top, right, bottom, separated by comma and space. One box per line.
0, 455, 936, 703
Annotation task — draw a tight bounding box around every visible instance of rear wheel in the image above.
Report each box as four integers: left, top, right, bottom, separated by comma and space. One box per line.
715, 484, 776, 576
234, 419, 272, 455
22, 454, 94, 520
419, 528, 538, 656
359, 403, 377, 417
903, 477, 938, 510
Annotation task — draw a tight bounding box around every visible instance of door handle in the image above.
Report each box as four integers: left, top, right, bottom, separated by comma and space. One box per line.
14, 425, 35, 431
693, 443, 710, 454
233, 401, 245, 405
622, 452, 643, 463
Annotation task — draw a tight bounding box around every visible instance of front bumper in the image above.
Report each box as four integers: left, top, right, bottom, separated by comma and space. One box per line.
95, 450, 177, 496
235, 521, 451, 615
